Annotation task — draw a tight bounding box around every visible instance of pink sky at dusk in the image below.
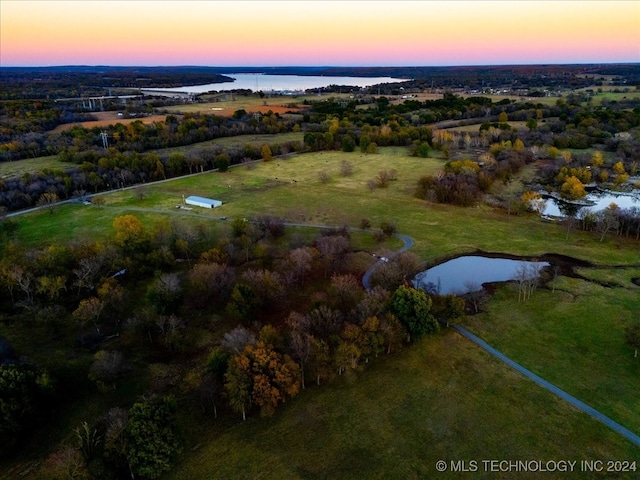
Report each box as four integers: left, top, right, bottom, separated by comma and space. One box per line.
1, 1, 638, 67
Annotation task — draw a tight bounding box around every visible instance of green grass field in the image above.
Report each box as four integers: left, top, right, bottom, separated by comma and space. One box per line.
165, 330, 639, 480
0, 155, 73, 179
6, 148, 640, 478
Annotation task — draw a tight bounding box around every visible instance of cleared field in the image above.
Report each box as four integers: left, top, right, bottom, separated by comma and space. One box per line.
49, 112, 168, 133
0, 155, 73, 179
161, 94, 318, 116
152, 132, 306, 158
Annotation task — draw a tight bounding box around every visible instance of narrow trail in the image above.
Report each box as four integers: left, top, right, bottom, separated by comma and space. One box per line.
453, 324, 640, 448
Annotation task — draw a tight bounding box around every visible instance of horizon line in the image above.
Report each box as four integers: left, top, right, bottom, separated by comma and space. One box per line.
2, 61, 640, 69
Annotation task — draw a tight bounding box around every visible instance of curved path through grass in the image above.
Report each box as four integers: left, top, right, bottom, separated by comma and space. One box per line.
360, 230, 640, 449
453, 324, 640, 448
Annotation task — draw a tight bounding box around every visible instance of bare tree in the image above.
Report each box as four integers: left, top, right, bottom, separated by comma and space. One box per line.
513, 262, 540, 302
287, 247, 314, 285
221, 325, 256, 355
463, 281, 487, 313
340, 160, 354, 176
318, 170, 330, 184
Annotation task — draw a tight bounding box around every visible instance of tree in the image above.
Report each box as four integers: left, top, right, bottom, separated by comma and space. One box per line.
430, 294, 465, 327
112, 214, 147, 251
74, 421, 101, 461
260, 144, 273, 162
463, 281, 487, 313
513, 262, 540, 302
596, 203, 620, 241
286, 247, 314, 285
147, 273, 182, 314
329, 273, 363, 313
187, 262, 235, 307
221, 325, 256, 355
37, 192, 59, 214
560, 176, 587, 200
612, 161, 626, 175
0, 362, 51, 455
590, 150, 604, 167
388, 286, 438, 342
73, 297, 104, 335
526, 117, 538, 131
225, 341, 300, 418
625, 322, 640, 358
201, 348, 229, 418
88, 350, 126, 391
289, 329, 312, 389
124, 397, 182, 479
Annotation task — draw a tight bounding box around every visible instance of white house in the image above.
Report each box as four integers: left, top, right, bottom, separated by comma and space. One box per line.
185, 196, 222, 208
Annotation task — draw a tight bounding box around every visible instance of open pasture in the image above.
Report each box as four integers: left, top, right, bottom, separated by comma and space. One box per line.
49, 111, 168, 133
161, 93, 325, 116
0, 155, 74, 179
167, 326, 640, 480
12, 148, 640, 267
6, 148, 640, 478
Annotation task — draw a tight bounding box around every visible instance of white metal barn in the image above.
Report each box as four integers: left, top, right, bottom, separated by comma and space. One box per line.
185, 196, 222, 208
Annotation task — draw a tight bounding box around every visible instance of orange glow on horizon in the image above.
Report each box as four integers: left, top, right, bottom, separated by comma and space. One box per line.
1, 1, 638, 66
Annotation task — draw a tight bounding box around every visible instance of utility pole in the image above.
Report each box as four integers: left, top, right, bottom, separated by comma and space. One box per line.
101, 131, 109, 150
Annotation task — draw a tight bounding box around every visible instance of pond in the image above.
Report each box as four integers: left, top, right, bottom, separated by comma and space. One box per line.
541, 189, 640, 218
413, 256, 550, 295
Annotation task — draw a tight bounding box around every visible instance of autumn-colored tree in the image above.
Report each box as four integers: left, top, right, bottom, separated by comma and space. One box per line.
590, 150, 604, 167
520, 191, 547, 214
612, 161, 626, 175
498, 111, 508, 123
560, 176, 587, 200
361, 316, 385, 361
599, 170, 609, 183
261, 144, 273, 162
225, 341, 300, 417
112, 215, 147, 250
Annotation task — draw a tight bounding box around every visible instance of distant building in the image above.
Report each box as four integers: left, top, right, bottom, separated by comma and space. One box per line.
185, 196, 222, 208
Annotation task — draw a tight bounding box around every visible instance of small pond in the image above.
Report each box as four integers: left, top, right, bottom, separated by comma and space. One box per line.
542, 189, 640, 218
413, 256, 550, 295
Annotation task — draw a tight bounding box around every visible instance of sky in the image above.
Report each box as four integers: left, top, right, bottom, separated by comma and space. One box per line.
1, 1, 639, 67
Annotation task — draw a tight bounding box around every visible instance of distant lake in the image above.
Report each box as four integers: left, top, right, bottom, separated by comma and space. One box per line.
145, 73, 411, 94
